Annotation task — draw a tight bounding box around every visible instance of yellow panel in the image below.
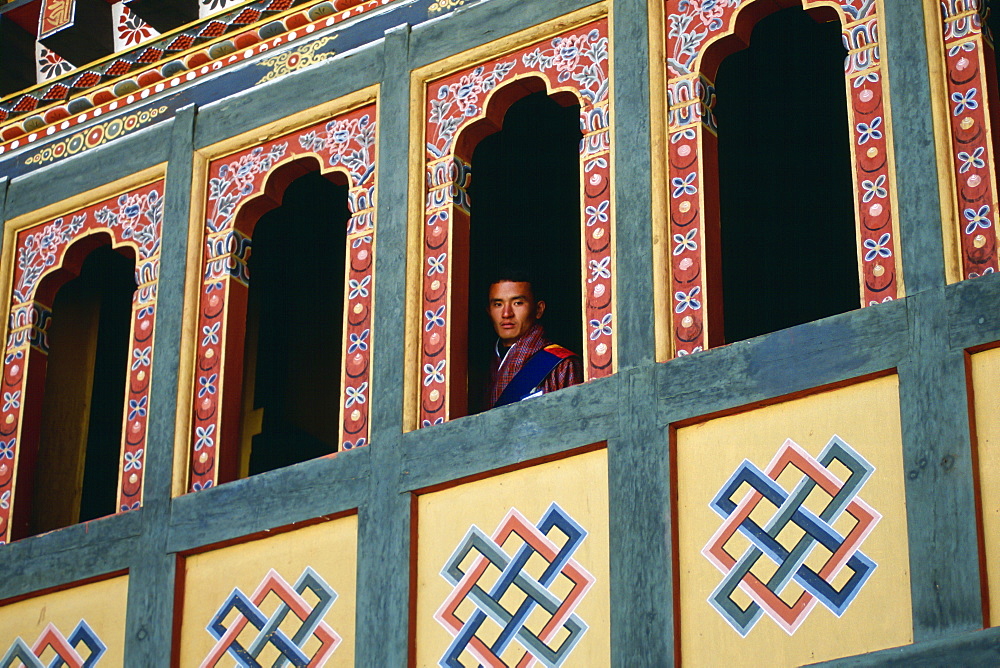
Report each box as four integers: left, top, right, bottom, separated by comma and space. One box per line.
676, 375, 912, 666
178, 516, 357, 666
415, 448, 610, 667
0, 575, 128, 665
969, 348, 1000, 623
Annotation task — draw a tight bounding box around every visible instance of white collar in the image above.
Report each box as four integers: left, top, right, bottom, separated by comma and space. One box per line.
496, 338, 515, 369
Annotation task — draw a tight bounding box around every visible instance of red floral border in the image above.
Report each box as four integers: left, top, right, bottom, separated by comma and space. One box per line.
0, 180, 163, 543
418, 18, 614, 427
666, 0, 899, 355
188, 102, 377, 492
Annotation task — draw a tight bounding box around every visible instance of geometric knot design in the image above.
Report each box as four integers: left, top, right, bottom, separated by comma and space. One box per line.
0, 620, 107, 667
435, 503, 595, 667
202, 567, 340, 667
702, 436, 881, 636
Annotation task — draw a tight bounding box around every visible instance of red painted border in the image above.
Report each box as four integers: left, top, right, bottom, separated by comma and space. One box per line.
418, 19, 615, 428
666, 0, 899, 356
939, 1, 1000, 279
0, 180, 163, 544
188, 102, 377, 493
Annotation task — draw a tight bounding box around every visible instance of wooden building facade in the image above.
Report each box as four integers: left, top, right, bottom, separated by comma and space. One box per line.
0, 0, 999, 664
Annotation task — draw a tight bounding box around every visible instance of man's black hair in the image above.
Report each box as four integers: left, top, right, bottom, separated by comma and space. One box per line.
489, 267, 546, 302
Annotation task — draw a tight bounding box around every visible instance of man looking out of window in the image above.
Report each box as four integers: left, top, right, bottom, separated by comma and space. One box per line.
485, 270, 582, 409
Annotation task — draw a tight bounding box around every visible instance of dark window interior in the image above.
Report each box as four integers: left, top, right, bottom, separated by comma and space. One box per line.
715, 7, 858, 343
31, 244, 135, 535
986, 1, 1000, 163
466, 90, 583, 414
243, 170, 348, 475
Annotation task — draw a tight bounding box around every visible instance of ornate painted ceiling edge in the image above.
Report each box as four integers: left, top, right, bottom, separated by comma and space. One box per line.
0, 0, 469, 175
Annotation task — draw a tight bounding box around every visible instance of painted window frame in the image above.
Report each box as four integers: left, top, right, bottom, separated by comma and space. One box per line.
935, 0, 1000, 281
410, 8, 616, 429
185, 93, 378, 493
664, 0, 903, 356
0, 172, 164, 544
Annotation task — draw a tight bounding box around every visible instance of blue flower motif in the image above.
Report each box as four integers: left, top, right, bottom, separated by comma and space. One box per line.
671, 172, 698, 198
958, 147, 985, 174
856, 117, 882, 145
344, 437, 367, 449
128, 396, 148, 421
670, 128, 696, 143
0, 439, 14, 460
132, 346, 152, 370
861, 175, 887, 203
674, 286, 702, 313
952, 88, 979, 116
423, 360, 446, 386
676, 346, 704, 357
4, 350, 23, 365
863, 233, 893, 261
2, 391, 19, 411
137, 306, 155, 319
424, 305, 446, 331
964, 205, 993, 234
969, 267, 996, 278
948, 41, 976, 57
345, 382, 369, 407
195, 424, 215, 450
427, 253, 447, 276
351, 235, 373, 248
589, 256, 611, 282
852, 72, 879, 87
193, 480, 214, 491
585, 200, 610, 226
198, 374, 218, 398
421, 417, 445, 428
120, 501, 140, 512
0, 490, 9, 509
348, 329, 370, 354
589, 313, 613, 340
673, 228, 698, 255
124, 449, 144, 472
201, 323, 220, 346
349, 275, 371, 299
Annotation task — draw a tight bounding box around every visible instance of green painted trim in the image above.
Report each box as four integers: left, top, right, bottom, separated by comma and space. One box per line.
609, 367, 673, 666
192, 44, 385, 151
3, 124, 171, 220
947, 272, 1000, 349
354, 24, 413, 668
898, 288, 984, 639
610, 0, 656, 371
165, 449, 371, 553
810, 625, 1000, 667
656, 300, 910, 425
122, 106, 198, 666
882, 0, 947, 294
0, 511, 142, 600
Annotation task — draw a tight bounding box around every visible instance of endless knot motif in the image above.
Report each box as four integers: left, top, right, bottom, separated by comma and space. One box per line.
0, 620, 106, 667
435, 503, 595, 667
202, 567, 340, 667
703, 436, 881, 636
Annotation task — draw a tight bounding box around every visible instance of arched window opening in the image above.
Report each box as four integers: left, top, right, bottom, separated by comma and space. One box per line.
238, 170, 349, 477
983, 2, 1000, 213
464, 90, 583, 415
712, 7, 858, 343
985, 2, 1000, 131
25, 243, 136, 537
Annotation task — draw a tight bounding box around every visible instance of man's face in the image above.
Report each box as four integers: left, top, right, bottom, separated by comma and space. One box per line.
488, 280, 546, 344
